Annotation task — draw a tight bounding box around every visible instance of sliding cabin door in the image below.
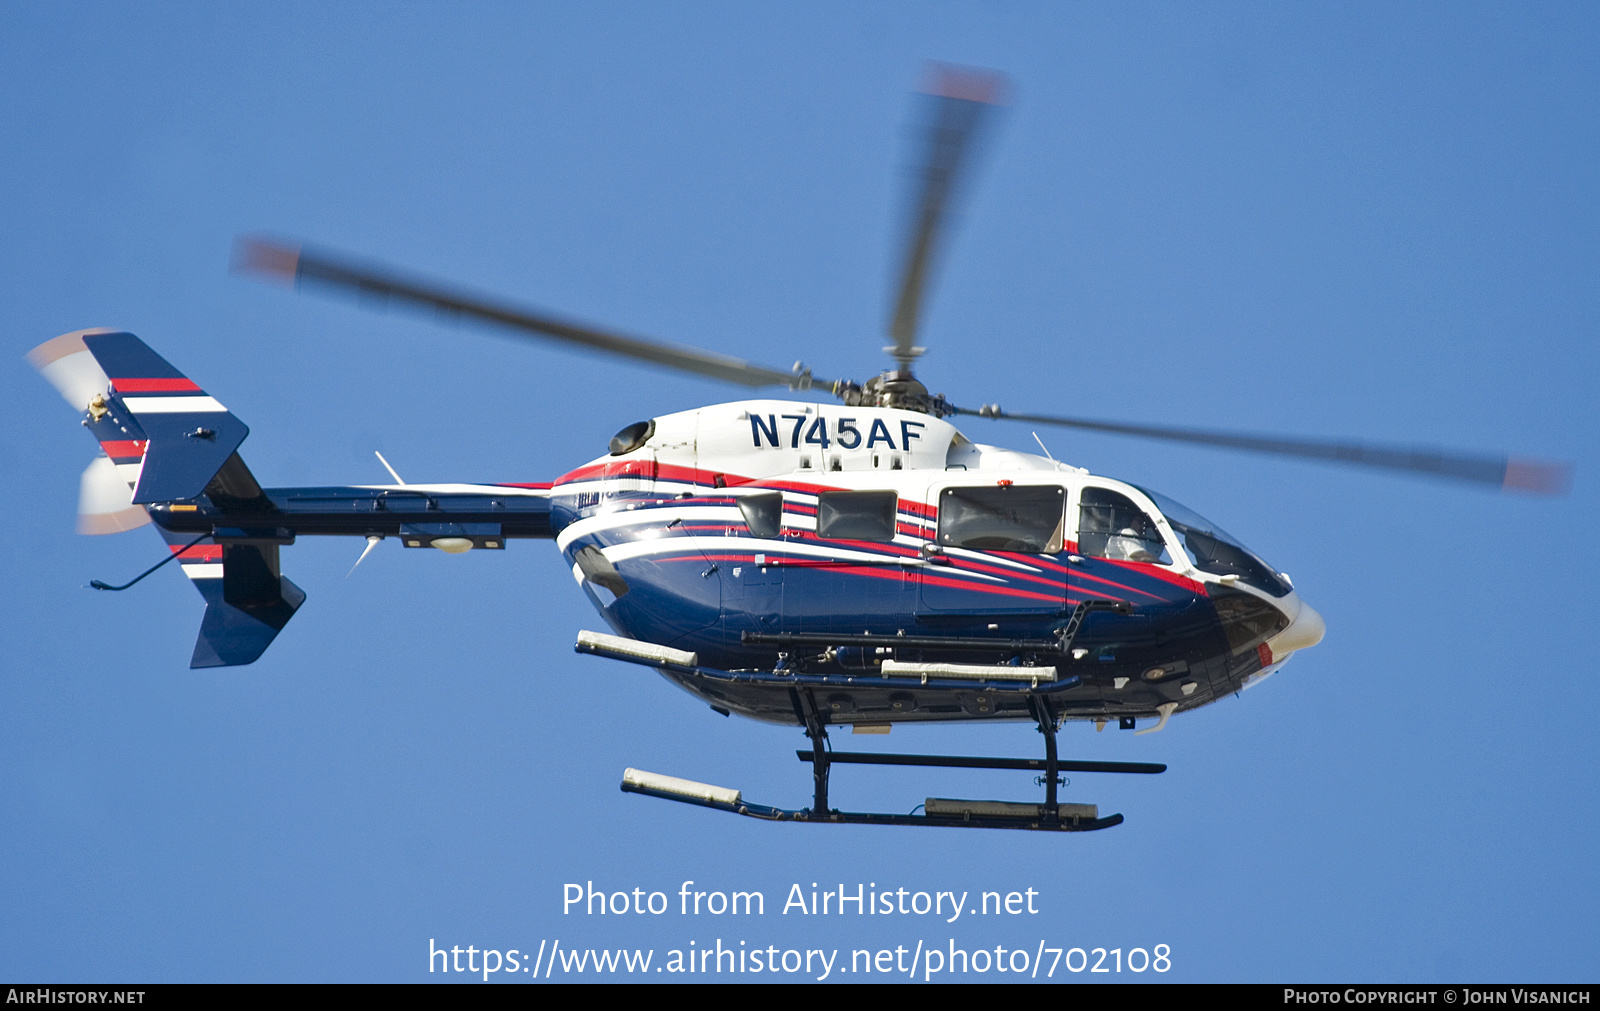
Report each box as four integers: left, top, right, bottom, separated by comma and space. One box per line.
916, 478, 1070, 623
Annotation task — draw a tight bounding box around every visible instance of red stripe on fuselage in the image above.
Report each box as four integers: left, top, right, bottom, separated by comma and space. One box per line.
942, 556, 1070, 593
756, 478, 847, 497
112, 377, 202, 393
1095, 557, 1208, 594
808, 562, 1085, 603
1026, 551, 1205, 597
1067, 569, 1167, 601
782, 530, 919, 556
905, 569, 1065, 603
670, 552, 1066, 604
553, 461, 756, 488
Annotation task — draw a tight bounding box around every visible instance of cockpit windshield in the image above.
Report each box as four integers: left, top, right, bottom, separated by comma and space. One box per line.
1134, 486, 1292, 598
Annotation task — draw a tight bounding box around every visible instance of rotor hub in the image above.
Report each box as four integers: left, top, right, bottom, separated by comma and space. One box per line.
836, 369, 956, 417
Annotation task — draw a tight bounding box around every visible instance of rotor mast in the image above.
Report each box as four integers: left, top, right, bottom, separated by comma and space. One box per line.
840, 64, 1007, 420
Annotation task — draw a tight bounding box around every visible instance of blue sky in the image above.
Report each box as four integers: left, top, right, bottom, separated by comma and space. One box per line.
2, 3, 1596, 983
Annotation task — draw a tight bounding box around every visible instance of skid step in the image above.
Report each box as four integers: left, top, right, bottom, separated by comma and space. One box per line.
924, 798, 1097, 820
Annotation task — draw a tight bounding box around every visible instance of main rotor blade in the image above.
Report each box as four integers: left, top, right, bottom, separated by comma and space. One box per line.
233, 238, 829, 391
886, 65, 1006, 370
954, 406, 1572, 495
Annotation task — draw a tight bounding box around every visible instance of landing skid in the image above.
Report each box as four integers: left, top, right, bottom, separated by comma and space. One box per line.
620, 775, 1125, 832
575, 627, 1167, 832
619, 694, 1165, 833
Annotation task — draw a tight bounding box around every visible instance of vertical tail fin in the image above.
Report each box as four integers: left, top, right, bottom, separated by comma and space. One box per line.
29, 330, 252, 504
152, 523, 305, 669
81, 332, 251, 504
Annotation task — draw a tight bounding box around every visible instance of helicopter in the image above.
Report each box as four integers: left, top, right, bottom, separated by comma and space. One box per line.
28, 67, 1569, 834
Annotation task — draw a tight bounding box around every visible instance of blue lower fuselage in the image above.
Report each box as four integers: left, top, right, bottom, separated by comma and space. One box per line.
552, 482, 1277, 727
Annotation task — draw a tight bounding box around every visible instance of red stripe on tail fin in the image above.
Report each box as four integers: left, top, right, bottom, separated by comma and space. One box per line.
112, 377, 202, 393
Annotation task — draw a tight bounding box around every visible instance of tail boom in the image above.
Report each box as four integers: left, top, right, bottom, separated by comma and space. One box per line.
33, 328, 554, 669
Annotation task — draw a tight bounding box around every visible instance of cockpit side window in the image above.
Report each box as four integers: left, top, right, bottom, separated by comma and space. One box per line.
1173, 525, 1290, 596
1078, 487, 1171, 564
1132, 485, 1292, 597
938, 485, 1065, 553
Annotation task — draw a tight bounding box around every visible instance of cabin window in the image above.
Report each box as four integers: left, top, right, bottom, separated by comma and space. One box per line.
815, 490, 898, 543
737, 492, 783, 539
1078, 487, 1171, 564
938, 485, 1065, 553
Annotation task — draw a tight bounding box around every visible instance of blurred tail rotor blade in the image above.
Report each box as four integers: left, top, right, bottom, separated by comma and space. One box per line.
78, 455, 150, 535
232, 237, 830, 391
347, 535, 383, 578
887, 65, 1007, 369
26, 328, 116, 410
955, 405, 1572, 495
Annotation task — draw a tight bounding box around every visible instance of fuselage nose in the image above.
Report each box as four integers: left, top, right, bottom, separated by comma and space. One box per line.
1269, 598, 1325, 657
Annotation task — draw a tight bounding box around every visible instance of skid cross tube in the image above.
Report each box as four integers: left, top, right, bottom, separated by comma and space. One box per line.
1030, 696, 1060, 822
793, 752, 1167, 775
